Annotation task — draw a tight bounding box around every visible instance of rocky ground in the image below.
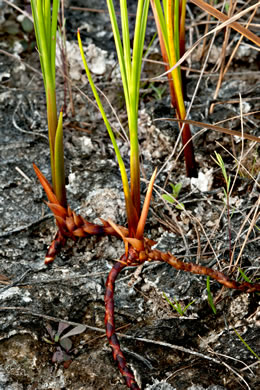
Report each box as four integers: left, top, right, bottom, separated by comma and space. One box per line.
0, 1, 259, 389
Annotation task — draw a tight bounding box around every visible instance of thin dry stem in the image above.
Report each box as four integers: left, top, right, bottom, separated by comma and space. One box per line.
213, 0, 236, 99
232, 197, 260, 272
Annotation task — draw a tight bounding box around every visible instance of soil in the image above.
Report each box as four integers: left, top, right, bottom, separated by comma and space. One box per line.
0, 1, 259, 390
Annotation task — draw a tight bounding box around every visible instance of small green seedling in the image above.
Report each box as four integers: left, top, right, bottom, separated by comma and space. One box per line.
206, 276, 217, 314
163, 292, 195, 316
150, 82, 167, 100
141, 81, 166, 101
162, 182, 185, 210
233, 327, 260, 361
238, 267, 252, 283
43, 322, 86, 367
238, 268, 259, 295
214, 0, 229, 12
212, 152, 232, 262
212, 152, 231, 199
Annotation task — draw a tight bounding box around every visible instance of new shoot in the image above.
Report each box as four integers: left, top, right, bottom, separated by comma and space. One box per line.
212, 152, 232, 264
31, 0, 66, 207
162, 182, 185, 210
206, 276, 217, 314
163, 292, 195, 316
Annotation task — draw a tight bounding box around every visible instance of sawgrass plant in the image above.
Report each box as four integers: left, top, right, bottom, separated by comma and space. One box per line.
150, 0, 197, 178
27, 2, 260, 387
30, 0, 66, 206
78, 0, 155, 240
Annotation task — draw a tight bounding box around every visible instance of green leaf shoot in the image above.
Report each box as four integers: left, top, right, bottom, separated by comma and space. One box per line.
206, 276, 216, 314
106, 0, 150, 221
162, 182, 185, 210
77, 29, 138, 233
78, 0, 150, 235
31, 0, 66, 206
163, 292, 195, 316
238, 267, 252, 283
54, 109, 66, 207
233, 327, 260, 360
212, 152, 231, 194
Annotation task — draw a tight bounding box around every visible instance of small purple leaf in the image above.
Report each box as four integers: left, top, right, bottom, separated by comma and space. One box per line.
52, 347, 64, 363
60, 337, 72, 352
60, 324, 87, 340
55, 322, 70, 341
46, 323, 55, 339
57, 322, 70, 337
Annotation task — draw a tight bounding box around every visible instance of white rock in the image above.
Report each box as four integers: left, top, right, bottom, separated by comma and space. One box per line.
191, 169, 213, 192
56, 36, 115, 80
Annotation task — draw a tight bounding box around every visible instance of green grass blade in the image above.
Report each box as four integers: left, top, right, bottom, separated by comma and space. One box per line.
183, 299, 196, 313
33, 0, 57, 126
31, 0, 57, 153
36, 1, 49, 74
166, 0, 182, 98
51, 0, 59, 87
179, 0, 186, 57
77, 30, 137, 230
106, 0, 149, 225
163, 292, 181, 314
129, 0, 149, 217
120, 0, 131, 84
133, 0, 150, 113
131, 0, 149, 110
54, 109, 66, 206
207, 276, 216, 314
238, 268, 252, 283
233, 328, 260, 360
106, 0, 130, 109
152, 0, 170, 59
213, 152, 230, 192
43, 0, 51, 48
173, 297, 183, 314
173, 0, 180, 60
114, 0, 140, 217
31, 1, 46, 87
31, 0, 65, 204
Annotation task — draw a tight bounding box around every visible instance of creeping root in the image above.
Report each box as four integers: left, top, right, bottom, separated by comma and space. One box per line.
105, 256, 141, 390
